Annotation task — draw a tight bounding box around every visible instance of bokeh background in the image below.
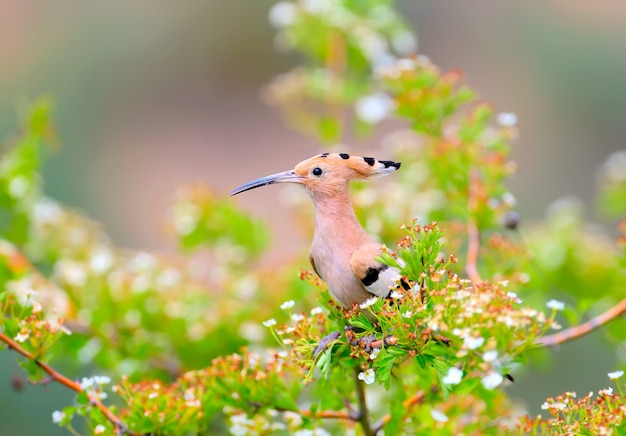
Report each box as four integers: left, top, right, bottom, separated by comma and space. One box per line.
1, 1, 625, 433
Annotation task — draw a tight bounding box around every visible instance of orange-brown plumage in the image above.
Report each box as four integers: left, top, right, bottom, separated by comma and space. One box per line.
230, 152, 402, 309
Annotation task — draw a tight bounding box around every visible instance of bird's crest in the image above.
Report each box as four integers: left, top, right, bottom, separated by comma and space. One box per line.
230, 152, 400, 197
294, 152, 401, 179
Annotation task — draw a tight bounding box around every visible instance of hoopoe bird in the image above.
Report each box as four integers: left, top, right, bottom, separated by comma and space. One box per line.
230, 152, 405, 310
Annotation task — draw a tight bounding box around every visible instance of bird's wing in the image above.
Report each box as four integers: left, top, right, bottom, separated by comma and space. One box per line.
350, 244, 402, 297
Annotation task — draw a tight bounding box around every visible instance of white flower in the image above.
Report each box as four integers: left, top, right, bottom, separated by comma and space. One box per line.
93, 375, 111, 385
33, 199, 63, 225
14, 332, 29, 343
358, 369, 375, 385
430, 409, 448, 423
94, 424, 106, 434
546, 299, 565, 311
90, 248, 113, 274
8, 176, 29, 199
32, 301, 42, 314
389, 290, 403, 299
442, 367, 463, 385
262, 319, 277, 327
148, 392, 158, 399
355, 92, 394, 124
391, 31, 417, 56
496, 112, 518, 127
79, 377, 95, 390
481, 373, 504, 390
268, 2, 298, 28
310, 307, 323, 315
359, 297, 379, 309
369, 348, 381, 360
608, 370, 624, 380
603, 150, 626, 183
280, 300, 295, 310
291, 313, 305, 322
464, 336, 485, 350
401, 310, 412, 318
506, 291, 522, 303
599, 387, 613, 396
52, 410, 65, 423
482, 350, 498, 362
540, 402, 550, 410
294, 429, 331, 436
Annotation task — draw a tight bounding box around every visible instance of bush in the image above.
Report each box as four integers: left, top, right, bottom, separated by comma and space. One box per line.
1, 2, 625, 434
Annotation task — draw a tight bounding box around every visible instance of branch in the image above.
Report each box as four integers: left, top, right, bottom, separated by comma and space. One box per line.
466, 219, 482, 283
466, 169, 482, 284
371, 390, 426, 433
536, 297, 626, 347
0, 331, 132, 434
353, 366, 375, 436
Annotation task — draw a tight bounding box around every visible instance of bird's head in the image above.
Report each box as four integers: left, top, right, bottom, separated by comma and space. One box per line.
229, 152, 401, 199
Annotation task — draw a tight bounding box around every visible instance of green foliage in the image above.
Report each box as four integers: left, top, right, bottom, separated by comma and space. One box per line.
173, 184, 269, 259
1, 2, 626, 435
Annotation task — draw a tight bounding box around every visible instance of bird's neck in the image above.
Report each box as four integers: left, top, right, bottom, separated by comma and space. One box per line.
312, 192, 371, 244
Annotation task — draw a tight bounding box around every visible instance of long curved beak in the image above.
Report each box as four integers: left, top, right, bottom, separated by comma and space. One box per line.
229, 170, 305, 196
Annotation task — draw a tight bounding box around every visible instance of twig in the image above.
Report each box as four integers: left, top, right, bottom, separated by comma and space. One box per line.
536, 297, 626, 347
353, 366, 375, 436
466, 170, 482, 284
0, 331, 132, 434
300, 409, 351, 420
466, 220, 482, 283
371, 390, 426, 433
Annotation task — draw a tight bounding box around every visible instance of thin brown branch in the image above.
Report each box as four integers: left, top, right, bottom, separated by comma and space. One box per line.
466, 170, 482, 284
353, 366, 375, 436
536, 297, 626, 347
371, 390, 426, 433
466, 219, 482, 283
300, 409, 351, 420
0, 331, 131, 434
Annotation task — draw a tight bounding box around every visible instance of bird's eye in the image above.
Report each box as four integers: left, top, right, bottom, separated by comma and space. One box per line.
312, 167, 323, 177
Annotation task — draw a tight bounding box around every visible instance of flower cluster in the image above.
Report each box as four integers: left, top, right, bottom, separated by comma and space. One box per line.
521, 372, 625, 434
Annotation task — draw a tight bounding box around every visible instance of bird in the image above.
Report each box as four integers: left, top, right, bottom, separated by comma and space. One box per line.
230, 152, 405, 311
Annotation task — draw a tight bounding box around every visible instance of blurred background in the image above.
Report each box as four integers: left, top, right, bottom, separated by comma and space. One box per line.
1, 0, 625, 433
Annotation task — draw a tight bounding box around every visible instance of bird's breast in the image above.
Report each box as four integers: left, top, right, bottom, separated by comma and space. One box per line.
310, 238, 372, 308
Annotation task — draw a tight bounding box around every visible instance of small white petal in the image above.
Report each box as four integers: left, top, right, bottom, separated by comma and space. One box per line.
262, 319, 277, 327
482, 350, 498, 362
355, 93, 393, 124
358, 369, 376, 385
608, 370, 624, 380
481, 373, 504, 390
464, 336, 485, 350
599, 387, 613, 395
280, 300, 295, 310
268, 2, 298, 28
310, 307, 323, 315
52, 410, 65, 423
546, 299, 565, 311
430, 409, 448, 423
497, 112, 518, 127
389, 290, 403, 299
442, 367, 463, 385
369, 348, 381, 360
14, 332, 29, 343
359, 297, 379, 309
291, 313, 304, 322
